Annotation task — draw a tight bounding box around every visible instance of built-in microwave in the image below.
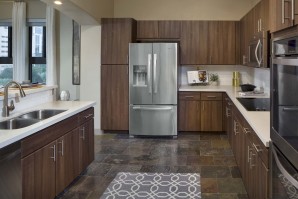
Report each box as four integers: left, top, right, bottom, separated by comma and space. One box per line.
248, 31, 270, 68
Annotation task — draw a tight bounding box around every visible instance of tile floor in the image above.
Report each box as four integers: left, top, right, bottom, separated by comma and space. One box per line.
56, 132, 248, 199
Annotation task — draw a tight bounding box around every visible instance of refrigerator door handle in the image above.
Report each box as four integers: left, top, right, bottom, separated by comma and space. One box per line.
153, 53, 157, 93
133, 106, 173, 111
148, 54, 152, 94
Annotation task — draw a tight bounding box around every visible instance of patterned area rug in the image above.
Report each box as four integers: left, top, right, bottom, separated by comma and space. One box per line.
100, 172, 201, 199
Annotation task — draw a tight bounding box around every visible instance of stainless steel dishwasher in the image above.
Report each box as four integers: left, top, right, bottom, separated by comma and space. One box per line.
0, 141, 21, 199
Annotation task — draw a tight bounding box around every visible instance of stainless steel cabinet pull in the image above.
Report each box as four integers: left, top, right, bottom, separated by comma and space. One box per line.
248, 46, 251, 62
226, 107, 231, 117
292, 0, 295, 20
253, 143, 263, 152
209, 56, 212, 64
148, 54, 152, 94
243, 128, 250, 134
234, 120, 239, 135
249, 151, 256, 169
84, 114, 93, 119
202, 102, 205, 111
58, 140, 64, 156
282, 0, 285, 24
248, 146, 251, 163
50, 145, 56, 162
153, 53, 157, 94
260, 19, 262, 31
80, 127, 85, 140
228, 102, 232, 106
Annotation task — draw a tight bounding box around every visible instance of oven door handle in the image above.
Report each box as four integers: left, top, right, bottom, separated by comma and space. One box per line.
283, 107, 298, 112
272, 146, 298, 189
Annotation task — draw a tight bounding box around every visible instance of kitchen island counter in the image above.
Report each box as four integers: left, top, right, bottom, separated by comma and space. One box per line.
179, 85, 270, 147
0, 101, 95, 149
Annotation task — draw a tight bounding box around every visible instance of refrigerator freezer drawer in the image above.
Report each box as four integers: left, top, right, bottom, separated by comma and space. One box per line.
129, 105, 177, 136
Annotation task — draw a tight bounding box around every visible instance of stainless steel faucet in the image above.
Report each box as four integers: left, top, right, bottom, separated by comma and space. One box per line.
2, 81, 26, 117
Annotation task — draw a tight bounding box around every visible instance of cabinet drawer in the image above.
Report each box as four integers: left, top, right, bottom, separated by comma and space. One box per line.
79, 107, 94, 125
201, 92, 222, 100
179, 92, 200, 100
252, 132, 269, 168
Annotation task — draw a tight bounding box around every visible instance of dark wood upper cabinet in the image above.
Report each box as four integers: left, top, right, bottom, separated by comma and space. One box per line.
158, 21, 181, 39
101, 18, 136, 65
208, 21, 236, 65
137, 20, 159, 39
180, 21, 209, 65
137, 20, 181, 39
101, 65, 129, 130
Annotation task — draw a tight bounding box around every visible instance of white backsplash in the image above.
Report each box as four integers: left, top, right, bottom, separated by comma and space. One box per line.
0, 89, 55, 119
180, 65, 270, 92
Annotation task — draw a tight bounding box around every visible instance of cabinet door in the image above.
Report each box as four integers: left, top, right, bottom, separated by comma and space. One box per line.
101, 18, 136, 64
56, 129, 80, 195
158, 21, 181, 39
101, 65, 129, 130
79, 119, 94, 172
208, 21, 236, 64
178, 100, 200, 131
274, 0, 293, 32
201, 101, 223, 131
255, 157, 269, 199
22, 141, 56, 199
180, 21, 209, 65
137, 21, 158, 39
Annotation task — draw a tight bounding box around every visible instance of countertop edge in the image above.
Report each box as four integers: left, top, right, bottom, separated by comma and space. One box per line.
0, 101, 96, 149
179, 85, 270, 147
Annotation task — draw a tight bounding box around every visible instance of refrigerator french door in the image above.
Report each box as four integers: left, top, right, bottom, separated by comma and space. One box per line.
129, 43, 177, 136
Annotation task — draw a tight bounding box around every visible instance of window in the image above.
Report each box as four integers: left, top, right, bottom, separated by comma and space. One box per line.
29, 25, 46, 83
0, 25, 13, 85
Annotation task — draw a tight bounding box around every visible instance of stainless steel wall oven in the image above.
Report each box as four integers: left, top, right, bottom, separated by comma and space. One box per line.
270, 34, 298, 198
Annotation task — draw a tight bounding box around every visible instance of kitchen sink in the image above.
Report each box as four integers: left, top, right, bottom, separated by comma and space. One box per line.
18, 109, 67, 120
0, 109, 67, 130
0, 118, 39, 130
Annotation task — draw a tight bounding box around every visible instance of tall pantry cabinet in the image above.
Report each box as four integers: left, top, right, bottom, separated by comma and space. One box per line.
101, 18, 137, 130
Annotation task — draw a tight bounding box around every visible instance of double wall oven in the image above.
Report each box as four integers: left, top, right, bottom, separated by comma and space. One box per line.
270, 34, 298, 198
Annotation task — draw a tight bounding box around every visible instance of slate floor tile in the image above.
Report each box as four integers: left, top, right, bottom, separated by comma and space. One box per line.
58, 133, 248, 199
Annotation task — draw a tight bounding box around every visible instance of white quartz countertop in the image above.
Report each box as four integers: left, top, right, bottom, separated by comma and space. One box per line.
0, 101, 96, 149
179, 85, 270, 147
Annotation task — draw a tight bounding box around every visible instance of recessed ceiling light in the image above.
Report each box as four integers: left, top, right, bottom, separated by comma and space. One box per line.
54, 1, 62, 5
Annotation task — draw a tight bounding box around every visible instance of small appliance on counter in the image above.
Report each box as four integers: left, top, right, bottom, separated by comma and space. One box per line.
187, 70, 208, 85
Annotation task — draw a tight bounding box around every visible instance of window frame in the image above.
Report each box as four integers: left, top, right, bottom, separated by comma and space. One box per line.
28, 23, 46, 82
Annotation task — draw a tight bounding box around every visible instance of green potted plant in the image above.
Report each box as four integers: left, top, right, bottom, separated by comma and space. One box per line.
209, 73, 219, 86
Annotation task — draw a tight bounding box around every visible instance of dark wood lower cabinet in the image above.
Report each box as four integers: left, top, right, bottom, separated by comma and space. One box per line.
22, 108, 94, 199
201, 100, 222, 131
79, 118, 94, 171
178, 100, 200, 131
230, 108, 269, 199
22, 141, 56, 199
56, 129, 80, 195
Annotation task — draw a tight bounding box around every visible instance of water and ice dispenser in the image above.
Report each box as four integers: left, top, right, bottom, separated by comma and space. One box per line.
133, 65, 148, 87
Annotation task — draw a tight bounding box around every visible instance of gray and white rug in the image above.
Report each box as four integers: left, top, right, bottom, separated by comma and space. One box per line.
100, 172, 201, 199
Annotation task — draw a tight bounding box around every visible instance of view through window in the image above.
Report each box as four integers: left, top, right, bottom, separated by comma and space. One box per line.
29, 25, 46, 83
0, 25, 12, 85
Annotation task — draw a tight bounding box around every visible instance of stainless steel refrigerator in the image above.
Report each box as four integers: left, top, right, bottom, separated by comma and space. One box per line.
129, 43, 177, 137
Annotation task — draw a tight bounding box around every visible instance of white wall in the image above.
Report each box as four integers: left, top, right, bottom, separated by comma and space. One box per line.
180, 65, 251, 86
80, 25, 101, 132
56, 12, 80, 101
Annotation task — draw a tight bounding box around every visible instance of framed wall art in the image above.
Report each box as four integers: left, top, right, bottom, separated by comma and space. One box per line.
72, 20, 80, 85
